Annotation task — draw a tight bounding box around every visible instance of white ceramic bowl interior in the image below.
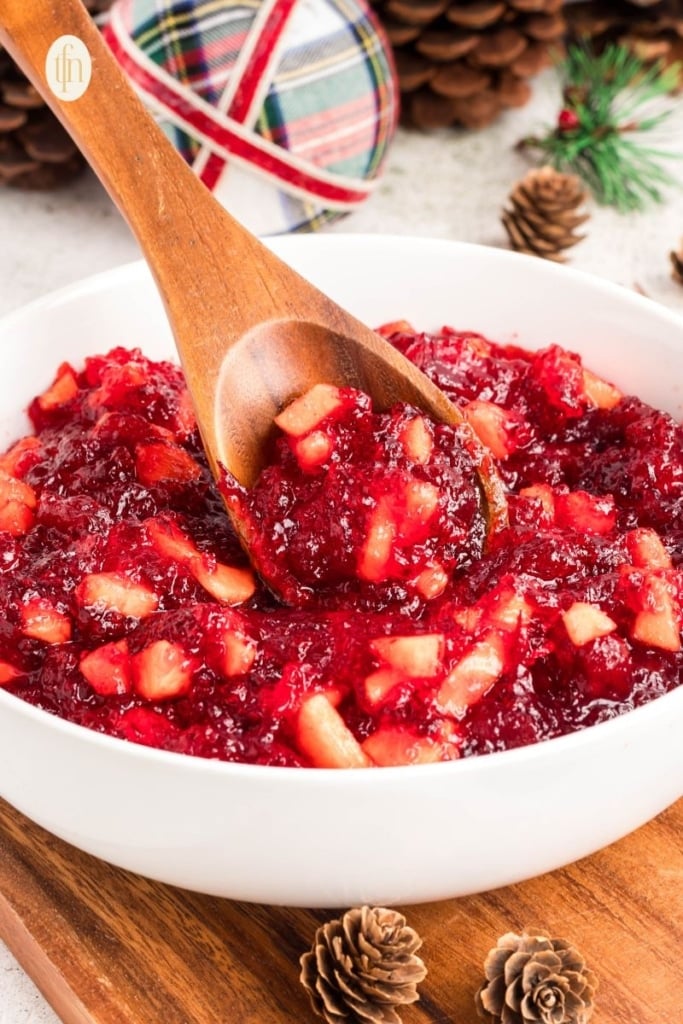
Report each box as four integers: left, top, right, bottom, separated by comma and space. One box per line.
0, 236, 681, 907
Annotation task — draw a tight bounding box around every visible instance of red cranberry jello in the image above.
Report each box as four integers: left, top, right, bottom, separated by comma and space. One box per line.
1, 327, 681, 768
222, 382, 489, 609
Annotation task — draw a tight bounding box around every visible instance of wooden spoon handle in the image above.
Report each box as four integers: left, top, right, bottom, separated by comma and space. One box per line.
0, 0, 284, 470
0, 1, 404, 453
0, 0, 508, 544
0, 0, 212, 279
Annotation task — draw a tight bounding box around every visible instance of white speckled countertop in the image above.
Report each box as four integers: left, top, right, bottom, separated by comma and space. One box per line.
2, 70, 683, 1021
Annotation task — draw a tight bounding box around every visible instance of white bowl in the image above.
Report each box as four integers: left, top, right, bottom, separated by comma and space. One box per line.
0, 237, 681, 907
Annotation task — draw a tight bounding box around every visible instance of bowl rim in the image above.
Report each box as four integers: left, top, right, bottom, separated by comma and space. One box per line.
1, 236, 682, 786
0, 667, 682, 785
2, 234, 683, 334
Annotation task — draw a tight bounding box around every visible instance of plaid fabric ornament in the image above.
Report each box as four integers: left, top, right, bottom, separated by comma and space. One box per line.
104, 0, 398, 234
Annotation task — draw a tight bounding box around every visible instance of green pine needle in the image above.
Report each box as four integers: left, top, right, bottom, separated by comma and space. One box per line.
520, 43, 682, 213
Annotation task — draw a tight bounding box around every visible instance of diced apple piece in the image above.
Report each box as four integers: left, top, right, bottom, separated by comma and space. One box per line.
632, 608, 681, 652
371, 633, 444, 677
189, 557, 256, 605
294, 430, 333, 469
221, 628, 257, 676
135, 440, 202, 486
376, 320, 414, 339
132, 640, 194, 701
0, 499, 34, 536
21, 597, 72, 644
362, 727, 450, 766
0, 472, 37, 508
0, 469, 37, 536
0, 436, 41, 477
145, 516, 199, 564
462, 332, 493, 358
452, 606, 482, 633
274, 384, 343, 437
434, 717, 462, 747
631, 575, 681, 652
357, 500, 395, 582
146, 517, 256, 604
173, 387, 196, 439
555, 490, 616, 536
626, 528, 672, 570
0, 661, 22, 685
533, 346, 586, 415
562, 601, 617, 647
76, 572, 159, 618
463, 400, 522, 460
363, 667, 404, 706
519, 483, 555, 520
86, 360, 147, 410
436, 633, 505, 715
91, 411, 173, 443
400, 416, 433, 464
80, 640, 132, 696
296, 693, 370, 768
490, 590, 533, 632
403, 479, 440, 525
582, 368, 622, 410
37, 363, 78, 411
416, 562, 449, 600
322, 685, 346, 709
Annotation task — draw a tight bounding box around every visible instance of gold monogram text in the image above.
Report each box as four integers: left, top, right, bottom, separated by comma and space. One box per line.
54, 40, 84, 94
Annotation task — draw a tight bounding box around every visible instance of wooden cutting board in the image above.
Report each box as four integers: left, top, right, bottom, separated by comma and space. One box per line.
0, 797, 681, 1024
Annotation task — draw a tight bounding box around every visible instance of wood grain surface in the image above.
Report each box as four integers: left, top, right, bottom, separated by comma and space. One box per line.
0, 797, 681, 1024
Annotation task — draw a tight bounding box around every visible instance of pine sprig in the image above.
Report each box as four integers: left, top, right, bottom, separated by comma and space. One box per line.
519, 43, 682, 212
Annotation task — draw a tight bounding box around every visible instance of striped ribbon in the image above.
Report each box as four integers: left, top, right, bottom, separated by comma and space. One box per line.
104, 0, 382, 209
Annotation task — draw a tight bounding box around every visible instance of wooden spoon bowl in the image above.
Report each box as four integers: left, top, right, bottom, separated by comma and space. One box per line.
0, 0, 507, 589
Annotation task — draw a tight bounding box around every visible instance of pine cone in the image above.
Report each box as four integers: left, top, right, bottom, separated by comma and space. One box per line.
0, 0, 114, 189
369, 0, 567, 130
566, 1, 683, 88
300, 905, 427, 1024
502, 165, 589, 262
671, 239, 683, 284
475, 931, 597, 1024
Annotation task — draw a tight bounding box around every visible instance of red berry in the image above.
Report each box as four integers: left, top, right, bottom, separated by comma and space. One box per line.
558, 108, 580, 131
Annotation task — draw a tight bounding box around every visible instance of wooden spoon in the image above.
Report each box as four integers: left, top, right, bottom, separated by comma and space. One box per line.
0, 0, 507, 586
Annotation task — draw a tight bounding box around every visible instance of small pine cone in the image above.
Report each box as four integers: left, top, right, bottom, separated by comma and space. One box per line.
475, 931, 597, 1024
502, 166, 589, 263
300, 905, 427, 1024
671, 240, 683, 285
